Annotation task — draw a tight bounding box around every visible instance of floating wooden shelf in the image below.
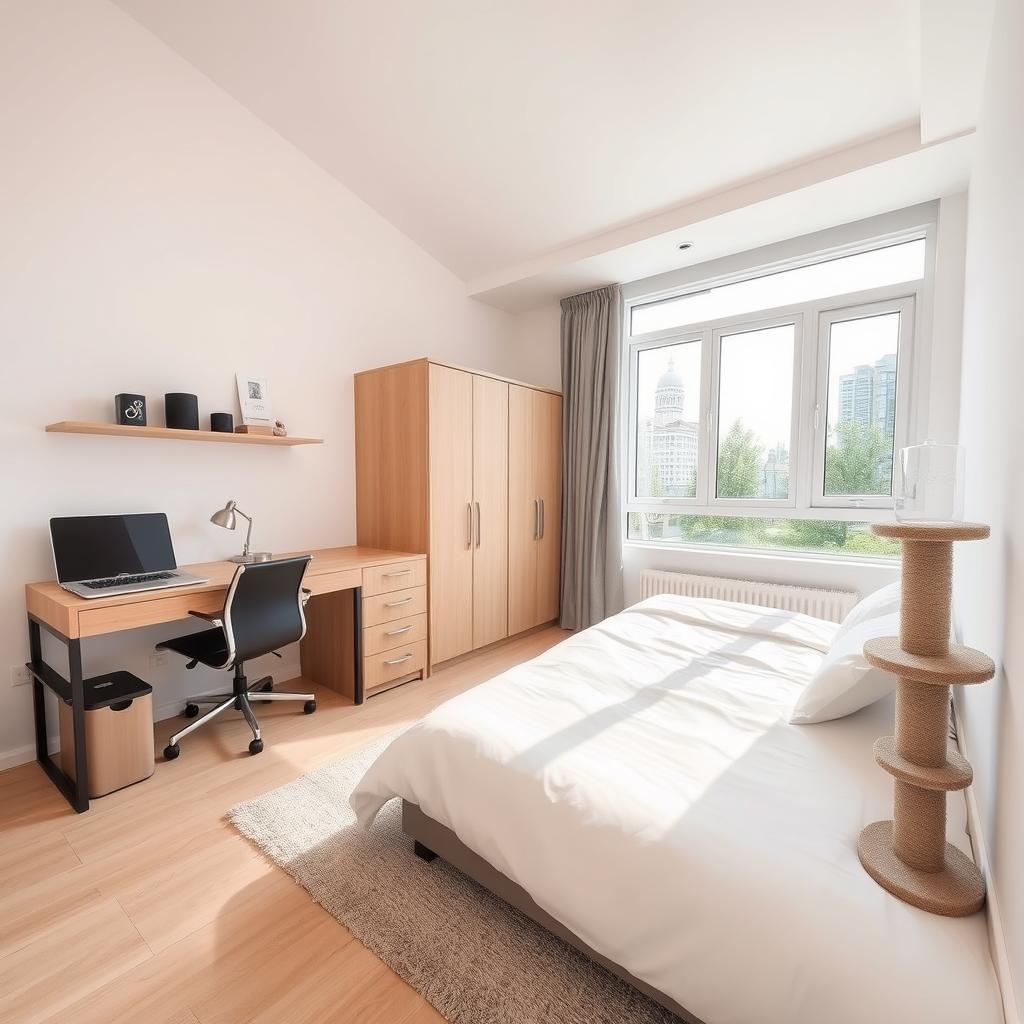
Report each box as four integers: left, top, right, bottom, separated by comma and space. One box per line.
45, 421, 323, 447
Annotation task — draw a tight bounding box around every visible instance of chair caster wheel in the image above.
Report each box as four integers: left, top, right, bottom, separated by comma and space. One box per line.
303, 700, 317, 715
184, 703, 200, 718
249, 738, 264, 755
164, 743, 180, 761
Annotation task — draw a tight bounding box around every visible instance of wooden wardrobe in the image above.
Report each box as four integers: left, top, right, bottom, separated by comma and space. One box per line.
355, 359, 562, 669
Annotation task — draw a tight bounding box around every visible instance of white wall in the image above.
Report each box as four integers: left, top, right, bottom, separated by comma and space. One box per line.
954, 0, 1024, 1011
0, 0, 539, 767
508, 302, 562, 390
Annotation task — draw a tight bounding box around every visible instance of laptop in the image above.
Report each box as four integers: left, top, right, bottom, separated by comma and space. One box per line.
50, 513, 210, 599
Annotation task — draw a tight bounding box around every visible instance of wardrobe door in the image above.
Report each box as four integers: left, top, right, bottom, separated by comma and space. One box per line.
428, 364, 474, 664
535, 391, 562, 625
507, 384, 539, 635
472, 375, 509, 649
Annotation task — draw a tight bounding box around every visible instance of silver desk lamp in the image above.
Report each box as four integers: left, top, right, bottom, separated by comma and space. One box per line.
210, 500, 272, 563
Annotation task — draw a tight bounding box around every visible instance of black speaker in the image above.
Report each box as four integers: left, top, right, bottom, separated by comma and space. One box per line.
210, 412, 234, 433
165, 393, 199, 430
115, 393, 147, 426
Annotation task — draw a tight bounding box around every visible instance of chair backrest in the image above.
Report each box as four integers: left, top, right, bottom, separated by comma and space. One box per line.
222, 556, 311, 665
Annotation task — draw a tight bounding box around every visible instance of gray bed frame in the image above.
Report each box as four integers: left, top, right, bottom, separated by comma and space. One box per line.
401, 800, 704, 1024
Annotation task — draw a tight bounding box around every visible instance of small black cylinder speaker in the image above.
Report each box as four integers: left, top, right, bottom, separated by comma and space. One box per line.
115, 393, 147, 426
210, 412, 234, 433
165, 393, 199, 430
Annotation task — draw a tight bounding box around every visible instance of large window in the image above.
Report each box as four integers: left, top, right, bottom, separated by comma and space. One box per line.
625, 234, 926, 558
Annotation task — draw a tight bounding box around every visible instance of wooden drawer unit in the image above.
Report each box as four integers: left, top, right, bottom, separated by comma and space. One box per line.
363, 613, 427, 656
362, 585, 427, 626
362, 559, 427, 597
364, 639, 427, 695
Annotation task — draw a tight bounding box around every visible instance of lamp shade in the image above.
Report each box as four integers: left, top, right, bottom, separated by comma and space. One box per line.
210, 501, 238, 530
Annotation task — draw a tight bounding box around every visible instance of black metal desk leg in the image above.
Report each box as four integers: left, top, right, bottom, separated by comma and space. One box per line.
67, 638, 89, 812
27, 615, 90, 813
29, 619, 46, 762
353, 586, 364, 705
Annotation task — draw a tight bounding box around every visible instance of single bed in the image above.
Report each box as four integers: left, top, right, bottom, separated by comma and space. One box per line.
351, 594, 1002, 1024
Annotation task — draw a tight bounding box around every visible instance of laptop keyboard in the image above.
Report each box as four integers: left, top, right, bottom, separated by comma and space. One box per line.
82, 572, 176, 590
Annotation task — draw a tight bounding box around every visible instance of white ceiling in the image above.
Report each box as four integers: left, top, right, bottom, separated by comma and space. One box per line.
471, 128, 975, 309
115, 0, 925, 284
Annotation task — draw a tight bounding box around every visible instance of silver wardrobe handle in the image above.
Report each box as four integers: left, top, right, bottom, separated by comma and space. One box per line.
384, 653, 414, 665
385, 624, 414, 637
533, 499, 540, 540
540, 498, 545, 539
466, 502, 473, 548
475, 501, 481, 548
382, 569, 412, 578
385, 596, 414, 608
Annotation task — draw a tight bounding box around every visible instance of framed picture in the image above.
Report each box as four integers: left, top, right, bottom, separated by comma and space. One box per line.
235, 373, 273, 426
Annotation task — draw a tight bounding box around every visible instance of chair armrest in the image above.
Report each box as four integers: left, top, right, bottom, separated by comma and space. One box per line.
188, 609, 223, 625
301, 588, 312, 607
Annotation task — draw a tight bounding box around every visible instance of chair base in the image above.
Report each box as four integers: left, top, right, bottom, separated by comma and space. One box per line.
164, 669, 315, 760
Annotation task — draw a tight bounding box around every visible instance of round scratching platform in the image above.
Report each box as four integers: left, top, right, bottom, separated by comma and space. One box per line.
857, 521, 992, 917
873, 737, 972, 791
871, 521, 990, 542
858, 821, 985, 917
864, 637, 995, 686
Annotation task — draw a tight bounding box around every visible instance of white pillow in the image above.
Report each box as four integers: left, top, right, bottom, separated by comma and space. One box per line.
789, 611, 901, 725
835, 581, 900, 638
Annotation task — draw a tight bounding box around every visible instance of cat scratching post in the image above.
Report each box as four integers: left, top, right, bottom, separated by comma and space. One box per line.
857, 521, 994, 917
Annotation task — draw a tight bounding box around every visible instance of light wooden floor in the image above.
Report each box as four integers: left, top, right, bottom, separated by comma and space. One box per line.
0, 626, 568, 1024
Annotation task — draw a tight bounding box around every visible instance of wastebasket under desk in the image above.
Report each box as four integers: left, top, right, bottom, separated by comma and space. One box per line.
58, 671, 155, 798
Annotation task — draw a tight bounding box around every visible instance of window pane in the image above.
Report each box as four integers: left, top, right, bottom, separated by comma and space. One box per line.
823, 312, 900, 497
631, 239, 925, 335
627, 513, 899, 558
716, 324, 793, 499
635, 341, 701, 497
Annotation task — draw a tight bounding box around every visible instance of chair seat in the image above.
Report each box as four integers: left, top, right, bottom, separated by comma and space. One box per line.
156, 627, 230, 668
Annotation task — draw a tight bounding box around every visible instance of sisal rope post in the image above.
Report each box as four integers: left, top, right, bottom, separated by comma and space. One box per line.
857, 521, 993, 917
900, 539, 952, 656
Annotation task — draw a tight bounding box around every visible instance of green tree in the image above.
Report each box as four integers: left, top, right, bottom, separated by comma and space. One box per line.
825, 421, 890, 496
716, 420, 762, 498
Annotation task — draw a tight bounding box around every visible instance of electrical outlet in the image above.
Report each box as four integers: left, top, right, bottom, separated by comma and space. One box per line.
150, 651, 169, 670
10, 665, 32, 687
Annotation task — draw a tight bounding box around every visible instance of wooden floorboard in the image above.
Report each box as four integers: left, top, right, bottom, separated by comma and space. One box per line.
0, 626, 568, 1024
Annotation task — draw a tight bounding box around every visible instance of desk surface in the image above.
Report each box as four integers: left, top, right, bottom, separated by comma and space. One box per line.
27, 545, 425, 640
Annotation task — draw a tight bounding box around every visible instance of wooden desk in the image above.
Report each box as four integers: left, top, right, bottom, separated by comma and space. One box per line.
25, 546, 427, 812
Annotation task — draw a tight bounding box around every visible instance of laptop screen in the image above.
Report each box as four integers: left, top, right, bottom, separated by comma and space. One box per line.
50, 514, 178, 583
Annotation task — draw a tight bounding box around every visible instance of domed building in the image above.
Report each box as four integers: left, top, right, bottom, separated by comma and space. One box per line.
636, 357, 699, 497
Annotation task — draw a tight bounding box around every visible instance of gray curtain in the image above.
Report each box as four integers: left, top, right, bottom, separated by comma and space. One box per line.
560, 284, 624, 630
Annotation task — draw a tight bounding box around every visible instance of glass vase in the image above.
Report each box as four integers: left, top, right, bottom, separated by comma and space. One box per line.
894, 441, 965, 522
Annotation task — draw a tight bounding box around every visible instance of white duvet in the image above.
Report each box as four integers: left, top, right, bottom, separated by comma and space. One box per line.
352, 595, 1002, 1024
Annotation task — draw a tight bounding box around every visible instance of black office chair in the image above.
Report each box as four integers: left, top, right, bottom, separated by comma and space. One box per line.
157, 556, 317, 759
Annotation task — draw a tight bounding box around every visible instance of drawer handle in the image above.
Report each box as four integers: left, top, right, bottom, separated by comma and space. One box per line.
383, 569, 412, 577
384, 653, 414, 665
385, 624, 414, 636
384, 596, 414, 607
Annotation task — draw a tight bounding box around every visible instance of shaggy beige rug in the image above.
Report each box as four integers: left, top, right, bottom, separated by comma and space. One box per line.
228, 733, 680, 1024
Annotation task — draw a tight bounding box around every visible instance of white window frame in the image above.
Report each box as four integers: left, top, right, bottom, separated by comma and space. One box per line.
622, 217, 935, 552
708, 311, 803, 510
626, 329, 708, 508
809, 294, 916, 510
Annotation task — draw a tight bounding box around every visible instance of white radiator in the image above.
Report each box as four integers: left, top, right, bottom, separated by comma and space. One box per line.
640, 569, 857, 623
